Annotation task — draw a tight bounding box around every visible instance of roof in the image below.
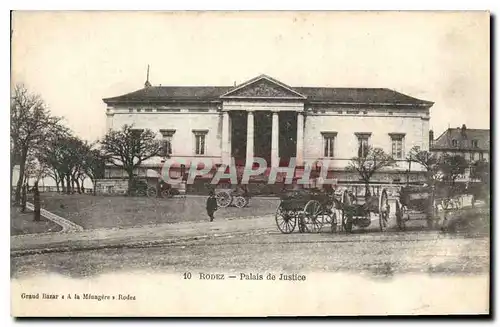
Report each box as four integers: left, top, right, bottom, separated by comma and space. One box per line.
103, 74, 434, 107
432, 127, 490, 151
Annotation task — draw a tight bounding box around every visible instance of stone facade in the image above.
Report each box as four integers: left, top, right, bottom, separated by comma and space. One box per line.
103, 74, 434, 186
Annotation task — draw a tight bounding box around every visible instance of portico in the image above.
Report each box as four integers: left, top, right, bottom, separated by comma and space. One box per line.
219, 76, 307, 168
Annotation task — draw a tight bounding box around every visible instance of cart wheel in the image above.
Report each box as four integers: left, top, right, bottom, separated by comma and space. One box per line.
379, 188, 389, 232
162, 189, 174, 198
302, 200, 324, 233
330, 211, 338, 233
275, 204, 296, 234
216, 191, 232, 208
135, 189, 146, 197
395, 200, 405, 231
146, 186, 157, 198
234, 196, 247, 208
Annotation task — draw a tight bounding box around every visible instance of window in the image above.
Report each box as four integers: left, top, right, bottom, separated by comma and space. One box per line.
321, 132, 337, 158
479, 152, 484, 161
128, 109, 133, 113
389, 133, 405, 159
472, 140, 479, 148
452, 139, 458, 147
160, 129, 176, 156
355, 133, 371, 157
136, 109, 142, 113
145, 108, 153, 112
193, 130, 208, 155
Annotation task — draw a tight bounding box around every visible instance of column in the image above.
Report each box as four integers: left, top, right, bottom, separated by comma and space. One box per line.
228, 113, 232, 160
296, 112, 304, 166
221, 111, 230, 165
246, 110, 254, 168
271, 111, 280, 168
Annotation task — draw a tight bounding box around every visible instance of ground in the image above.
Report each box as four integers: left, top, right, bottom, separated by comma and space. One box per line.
35, 193, 279, 230
10, 207, 62, 236
11, 228, 489, 279
10, 192, 490, 283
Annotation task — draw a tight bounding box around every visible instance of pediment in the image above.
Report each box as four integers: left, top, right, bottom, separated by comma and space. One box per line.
220, 75, 306, 99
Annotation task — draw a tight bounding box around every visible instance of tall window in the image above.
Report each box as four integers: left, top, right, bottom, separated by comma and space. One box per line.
193, 130, 208, 155
355, 133, 371, 158
321, 132, 337, 158
452, 139, 458, 147
472, 140, 479, 148
389, 133, 405, 159
160, 129, 175, 157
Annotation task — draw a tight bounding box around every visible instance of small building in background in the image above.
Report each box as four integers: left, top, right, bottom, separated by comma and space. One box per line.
430, 125, 490, 162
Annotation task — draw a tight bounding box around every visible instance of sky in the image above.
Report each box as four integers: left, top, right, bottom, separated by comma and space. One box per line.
11, 11, 490, 142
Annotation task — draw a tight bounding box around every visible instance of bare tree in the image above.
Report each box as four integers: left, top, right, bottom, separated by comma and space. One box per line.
100, 124, 161, 194
439, 154, 468, 187
407, 146, 441, 184
347, 146, 395, 196
11, 84, 63, 204
436, 154, 469, 199
80, 142, 106, 195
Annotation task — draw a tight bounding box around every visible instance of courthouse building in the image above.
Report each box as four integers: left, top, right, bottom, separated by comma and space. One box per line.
102, 74, 433, 190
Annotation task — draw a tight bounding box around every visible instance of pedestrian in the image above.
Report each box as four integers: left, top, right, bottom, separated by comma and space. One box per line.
33, 180, 41, 222
206, 191, 218, 222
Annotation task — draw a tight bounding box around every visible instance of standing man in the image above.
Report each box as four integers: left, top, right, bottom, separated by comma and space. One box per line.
33, 180, 41, 222
206, 191, 218, 222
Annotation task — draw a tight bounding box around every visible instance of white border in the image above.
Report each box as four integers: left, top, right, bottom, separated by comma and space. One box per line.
3, 2, 497, 326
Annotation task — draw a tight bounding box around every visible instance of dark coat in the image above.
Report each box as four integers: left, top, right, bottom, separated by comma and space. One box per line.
206, 196, 218, 212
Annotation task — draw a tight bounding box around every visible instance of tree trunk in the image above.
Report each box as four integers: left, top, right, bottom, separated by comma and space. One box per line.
75, 178, 81, 194
14, 148, 28, 205
127, 171, 134, 195
364, 182, 371, 200
10, 158, 15, 194
58, 172, 65, 193
92, 179, 97, 196
66, 174, 71, 195
53, 173, 60, 193
80, 176, 86, 194
33, 181, 41, 222
20, 184, 27, 212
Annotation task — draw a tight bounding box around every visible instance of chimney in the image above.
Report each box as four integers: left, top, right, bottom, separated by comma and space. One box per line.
429, 130, 434, 148
461, 124, 467, 137
144, 65, 152, 88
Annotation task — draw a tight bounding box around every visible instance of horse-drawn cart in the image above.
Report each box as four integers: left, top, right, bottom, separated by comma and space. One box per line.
275, 189, 337, 233
338, 188, 391, 233
275, 187, 391, 234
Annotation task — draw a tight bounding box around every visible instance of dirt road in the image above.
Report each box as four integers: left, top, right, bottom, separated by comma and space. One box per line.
11, 228, 489, 279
